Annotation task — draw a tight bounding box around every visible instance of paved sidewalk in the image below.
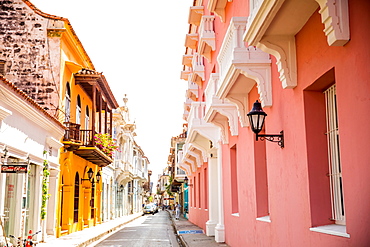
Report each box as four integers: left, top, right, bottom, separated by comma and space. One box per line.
167, 210, 229, 247
37, 212, 142, 247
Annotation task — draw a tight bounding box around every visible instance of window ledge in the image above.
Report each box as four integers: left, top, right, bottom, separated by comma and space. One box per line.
310, 224, 350, 238
256, 216, 271, 223
231, 213, 239, 217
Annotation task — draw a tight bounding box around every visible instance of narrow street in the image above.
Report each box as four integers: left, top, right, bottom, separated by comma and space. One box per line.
94, 210, 180, 247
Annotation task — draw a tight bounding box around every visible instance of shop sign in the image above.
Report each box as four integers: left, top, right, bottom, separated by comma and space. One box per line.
1, 162, 28, 173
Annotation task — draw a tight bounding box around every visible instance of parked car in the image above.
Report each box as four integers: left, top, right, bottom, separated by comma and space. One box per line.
143, 204, 156, 215
150, 203, 159, 213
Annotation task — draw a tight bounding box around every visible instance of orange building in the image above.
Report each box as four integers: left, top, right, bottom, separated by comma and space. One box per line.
0, 0, 118, 238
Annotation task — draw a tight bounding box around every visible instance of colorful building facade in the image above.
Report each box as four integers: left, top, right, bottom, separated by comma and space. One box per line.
0, 76, 64, 245
179, 0, 370, 246
0, 0, 120, 238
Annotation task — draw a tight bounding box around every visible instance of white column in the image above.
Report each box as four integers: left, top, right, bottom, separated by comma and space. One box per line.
46, 169, 59, 235
206, 152, 219, 236
0, 173, 6, 241
215, 141, 225, 242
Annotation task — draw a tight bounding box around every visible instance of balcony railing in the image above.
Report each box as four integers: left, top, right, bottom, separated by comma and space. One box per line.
63, 122, 113, 167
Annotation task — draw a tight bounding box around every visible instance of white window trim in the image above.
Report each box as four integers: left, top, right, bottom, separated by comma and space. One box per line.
310, 224, 350, 238
256, 215, 271, 223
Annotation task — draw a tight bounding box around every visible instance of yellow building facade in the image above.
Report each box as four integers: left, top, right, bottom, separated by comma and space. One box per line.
42, 9, 119, 237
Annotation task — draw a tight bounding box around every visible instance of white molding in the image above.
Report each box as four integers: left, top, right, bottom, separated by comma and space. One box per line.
191, 53, 205, 86
257, 35, 296, 89
315, 0, 350, 46
0, 85, 64, 137
225, 95, 249, 127
244, 0, 349, 90
46, 136, 64, 149
310, 224, 350, 238
256, 215, 271, 223
0, 106, 12, 121
204, 74, 239, 143
217, 17, 272, 127
198, 15, 216, 62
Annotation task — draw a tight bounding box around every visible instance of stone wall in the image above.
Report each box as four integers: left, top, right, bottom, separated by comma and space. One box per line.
0, 0, 62, 117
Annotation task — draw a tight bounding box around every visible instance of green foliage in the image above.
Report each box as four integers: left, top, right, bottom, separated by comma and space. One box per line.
94, 133, 119, 158
166, 176, 173, 197
41, 156, 50, 220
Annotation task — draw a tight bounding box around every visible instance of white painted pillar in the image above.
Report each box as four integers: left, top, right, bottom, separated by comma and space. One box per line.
206, 152, 219, 236
215, 142, 225, 242
46, 169, 59, 235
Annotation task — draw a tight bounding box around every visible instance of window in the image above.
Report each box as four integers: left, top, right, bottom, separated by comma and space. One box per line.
76, 95, 81, 125
65, 83, 71, 122
74, 173, 79, 223
230, 145, 239, 214
91, 183, 95, 219
204, 168, 208, 209
85, 106, 90, 130
325, 85, 345, 225
254, 140, 269, 219
304, 69, 348, 237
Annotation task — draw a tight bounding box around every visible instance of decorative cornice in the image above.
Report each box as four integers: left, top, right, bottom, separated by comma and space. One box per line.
0, 106, 12, 121
316, 0, 350, 46
257, 35, 296, 89
185, 34, 199, 50
191, 53, 205, 86
188, 6, 204, 26
204, 74, 239, 143
244, 0, 349, 90
207, 0, 233, 22
199, 16, 216, 62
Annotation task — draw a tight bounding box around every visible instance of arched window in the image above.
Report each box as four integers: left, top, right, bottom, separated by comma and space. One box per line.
74, 173, 79, 223
85, 106, 90, 130
91, 182, 95, 219
65, 83, 71, 122
76, 95, 81, 125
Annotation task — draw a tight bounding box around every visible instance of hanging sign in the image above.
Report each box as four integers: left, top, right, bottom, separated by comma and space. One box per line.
1, 162, 28, 173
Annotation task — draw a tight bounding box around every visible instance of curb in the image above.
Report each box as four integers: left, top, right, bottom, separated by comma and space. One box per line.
84, 214, 143, 247
167, 210, 188, 247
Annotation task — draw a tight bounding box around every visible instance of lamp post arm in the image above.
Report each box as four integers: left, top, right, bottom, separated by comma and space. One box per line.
256, 131, 284, 148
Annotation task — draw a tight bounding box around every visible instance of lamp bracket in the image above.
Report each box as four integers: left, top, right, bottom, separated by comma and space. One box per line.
256, 131, 284, 148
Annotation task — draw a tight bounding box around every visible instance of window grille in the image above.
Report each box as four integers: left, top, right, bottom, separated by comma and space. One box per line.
325, 84, 345, 225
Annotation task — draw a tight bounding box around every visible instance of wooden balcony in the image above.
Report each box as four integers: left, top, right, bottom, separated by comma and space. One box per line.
63, 122, 113, 167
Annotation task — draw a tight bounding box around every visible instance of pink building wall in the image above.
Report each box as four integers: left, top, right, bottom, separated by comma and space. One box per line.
188, 163, 209, 231
220, 1, 370, 246
183, 0, 369, 246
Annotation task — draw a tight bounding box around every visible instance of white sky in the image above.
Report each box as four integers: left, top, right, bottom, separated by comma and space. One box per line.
30, 0, 192, 181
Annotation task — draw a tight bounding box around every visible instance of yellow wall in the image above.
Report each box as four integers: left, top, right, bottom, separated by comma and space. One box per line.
55, 24, 101, 237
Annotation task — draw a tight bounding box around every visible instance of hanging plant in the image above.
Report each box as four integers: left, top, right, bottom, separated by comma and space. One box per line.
94, 133, 119, 158
41, 151, 50, 220
166, 176, 173, 197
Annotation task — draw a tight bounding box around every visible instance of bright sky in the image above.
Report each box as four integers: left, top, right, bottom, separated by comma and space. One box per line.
30, 0, 191, 181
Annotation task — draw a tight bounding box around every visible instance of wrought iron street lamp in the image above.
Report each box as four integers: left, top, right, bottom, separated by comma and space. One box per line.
247, 100, 284, 148
81, 168, 101, 184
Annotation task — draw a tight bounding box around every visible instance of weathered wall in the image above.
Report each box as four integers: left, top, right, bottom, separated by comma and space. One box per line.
0, 0, 62, 116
